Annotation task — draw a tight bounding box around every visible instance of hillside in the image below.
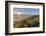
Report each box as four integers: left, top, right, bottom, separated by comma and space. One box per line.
14, 15, 39, 28
14, 14, 31, 22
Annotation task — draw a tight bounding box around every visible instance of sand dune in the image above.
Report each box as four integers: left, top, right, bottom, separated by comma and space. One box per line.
14, 14, 31, 22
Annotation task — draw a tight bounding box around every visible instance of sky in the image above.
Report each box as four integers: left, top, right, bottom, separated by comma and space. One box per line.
13, 8, 39, 15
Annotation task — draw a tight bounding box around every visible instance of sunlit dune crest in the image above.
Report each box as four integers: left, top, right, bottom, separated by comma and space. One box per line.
16, 12, 22, 15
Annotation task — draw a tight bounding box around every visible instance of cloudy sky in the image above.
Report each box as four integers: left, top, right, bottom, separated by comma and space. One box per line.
13, 8, 39, 15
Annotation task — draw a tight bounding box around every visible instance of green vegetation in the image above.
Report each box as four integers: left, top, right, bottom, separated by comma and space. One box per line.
14, 15, 39, 28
